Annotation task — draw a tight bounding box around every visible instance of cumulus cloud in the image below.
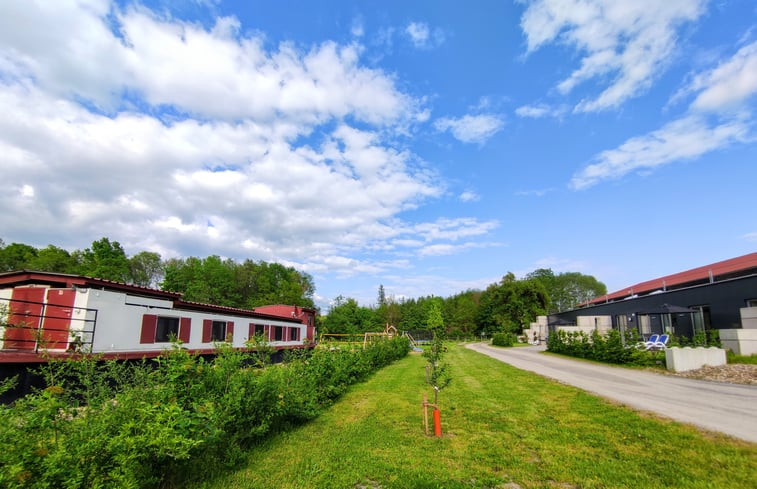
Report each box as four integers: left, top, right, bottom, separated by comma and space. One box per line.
0, 0, 497, 278
434, 114, 504, 144
520, 0, 706, 112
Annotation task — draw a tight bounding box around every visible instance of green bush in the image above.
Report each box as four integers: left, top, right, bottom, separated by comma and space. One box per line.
546, 330, 659, 366
0, 337, 410, 488
491, 332, 516, 347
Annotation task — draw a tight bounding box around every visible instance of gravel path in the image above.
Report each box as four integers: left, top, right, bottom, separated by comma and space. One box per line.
466, 342, 757, 444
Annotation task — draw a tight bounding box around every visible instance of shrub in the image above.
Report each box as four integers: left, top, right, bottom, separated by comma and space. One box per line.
491, 332, 516, 347
0, 337, 410, 489
546, 329, 659, 366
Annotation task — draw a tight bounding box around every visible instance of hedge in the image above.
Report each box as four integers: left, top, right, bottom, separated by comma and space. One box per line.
0, 337, 410, 488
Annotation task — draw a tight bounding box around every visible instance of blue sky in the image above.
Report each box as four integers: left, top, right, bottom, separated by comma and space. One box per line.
1, 0, 755, 311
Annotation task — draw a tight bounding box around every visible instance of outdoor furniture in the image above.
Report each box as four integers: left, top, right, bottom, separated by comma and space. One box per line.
636, 334, 659, 350
646, 334, 669, 351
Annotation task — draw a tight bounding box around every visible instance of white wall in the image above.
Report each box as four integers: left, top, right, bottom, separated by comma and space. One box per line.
79, 288, 305, 353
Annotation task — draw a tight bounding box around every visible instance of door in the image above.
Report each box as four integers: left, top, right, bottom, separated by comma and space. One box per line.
4, 287, 45, 350
41, 289, 76, 350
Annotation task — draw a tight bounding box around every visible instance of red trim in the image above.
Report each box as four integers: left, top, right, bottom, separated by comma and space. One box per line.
179, 317, 191, 343
248, 322, 254, 340
202, 319, 212, 343
140, 314, 157, 344
227, 321, 234, 341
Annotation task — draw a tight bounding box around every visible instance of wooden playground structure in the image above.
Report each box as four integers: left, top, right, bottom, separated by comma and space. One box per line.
318, 324, 430, 351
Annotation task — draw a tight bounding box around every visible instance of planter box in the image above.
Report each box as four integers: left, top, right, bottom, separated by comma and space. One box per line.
665, 346, 726, 372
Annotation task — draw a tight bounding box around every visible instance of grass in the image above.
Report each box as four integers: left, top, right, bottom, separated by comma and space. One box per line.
193, 344, 756, 489
728, 352, 757, 364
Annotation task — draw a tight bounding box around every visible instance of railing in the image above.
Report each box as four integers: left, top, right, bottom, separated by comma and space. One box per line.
0, 296, 98, 353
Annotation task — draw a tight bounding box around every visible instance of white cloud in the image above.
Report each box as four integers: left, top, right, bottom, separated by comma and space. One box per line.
0, 2, 420, 125
571, 115, 749, 189
515, 104, 550, 118
434, 114, 504, 144
688, 41, 757, 112
405, 21, 445, 49
0, 1, 499, 279
744, 232, 757, 242
520, 0, 706, 112
514, 103, 567, 119
515, 188, 552, 197
459, 191, 480, 202
351, 16, 365, 37
418, 242, 489, 257
406, 22, 429, 46
572, 35, 757, 189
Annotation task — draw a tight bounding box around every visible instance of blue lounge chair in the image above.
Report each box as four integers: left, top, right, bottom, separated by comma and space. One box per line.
637, 334, 659, 350
647, 334, 669, 350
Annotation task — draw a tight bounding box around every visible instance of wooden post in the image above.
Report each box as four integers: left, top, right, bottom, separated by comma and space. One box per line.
422, 393, 428, 435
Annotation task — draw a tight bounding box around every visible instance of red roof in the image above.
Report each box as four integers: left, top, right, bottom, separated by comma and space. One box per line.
0, 270, 180, 299
254, 304, 315, 323
587, 252, 757, 305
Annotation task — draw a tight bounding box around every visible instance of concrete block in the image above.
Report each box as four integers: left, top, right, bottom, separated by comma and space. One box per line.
720, 328, 757, 355
665, 346, 727, 373
740, 307, 757, 329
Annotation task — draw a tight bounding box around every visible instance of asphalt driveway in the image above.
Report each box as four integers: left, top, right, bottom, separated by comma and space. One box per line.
466, 342, 757, 444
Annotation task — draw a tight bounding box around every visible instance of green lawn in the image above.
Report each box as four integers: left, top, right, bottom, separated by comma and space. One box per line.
194, 345, 756, 489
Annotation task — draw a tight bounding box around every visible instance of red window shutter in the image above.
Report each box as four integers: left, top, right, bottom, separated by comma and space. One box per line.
227, 321, 234, 341
264, 325, 270, 340
179, 317, 191, 343
140, 314, 158, 344
248, 323, 255, 340
283, 327, 288, 341
202, 319, 212, 343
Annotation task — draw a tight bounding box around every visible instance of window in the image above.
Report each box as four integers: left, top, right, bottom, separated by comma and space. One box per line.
690, 305, 712, 334
290, 327, 298, 341
254, 324, 265, 335
274, 326, 283, 341
155, 316, 180, 342
211, 321, 227, 341
747, 299, 757, 308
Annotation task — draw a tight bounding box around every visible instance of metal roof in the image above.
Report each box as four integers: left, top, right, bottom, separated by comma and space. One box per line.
586, 252, 757, 306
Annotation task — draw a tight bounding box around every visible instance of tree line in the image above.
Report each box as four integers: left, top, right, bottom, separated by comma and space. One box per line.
0, 237, 315, 309
321, 270, 606, 337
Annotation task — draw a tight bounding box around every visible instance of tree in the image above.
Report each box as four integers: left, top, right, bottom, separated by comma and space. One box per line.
28, 245, 77, 273
129, 251, 163, 287
526, 268, 607, 313
0, 242, 39, 271
444, 290, 480, 337
477, 275, 549, 334
76, 238, 131, 282
424, 300, 451, 405
321, 297, 374, 334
